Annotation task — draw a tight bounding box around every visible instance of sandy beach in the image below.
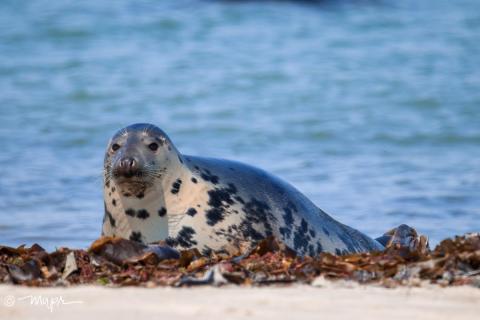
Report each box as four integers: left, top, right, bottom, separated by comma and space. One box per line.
1, 284, 479, 320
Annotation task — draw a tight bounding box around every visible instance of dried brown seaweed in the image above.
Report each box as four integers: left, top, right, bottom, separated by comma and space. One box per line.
0, 233, 479, 288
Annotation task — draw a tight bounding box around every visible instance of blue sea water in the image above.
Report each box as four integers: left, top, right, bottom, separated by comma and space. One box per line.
0, 0, 479, 250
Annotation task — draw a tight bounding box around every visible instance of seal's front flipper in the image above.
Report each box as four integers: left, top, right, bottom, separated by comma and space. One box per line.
376, 224, 429, 254
146, 244, 180, 260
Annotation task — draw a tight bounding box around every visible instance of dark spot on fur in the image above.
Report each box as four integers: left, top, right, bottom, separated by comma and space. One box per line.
202, 246, 213, 256
125, 209, 135, 217
293, 218, 311, 253
308, 244, 315, 257
206, 208, 224, 227
283, 207, 294, 225
112, 199, 116, 206
106, 180, 110, 188
234, 195, 245, 204
200, 168, 220, 184
111, 187, 115, 192
171, 179, 182, 194
242, 224, 264, 241
205, 184, 237, 226
176, 226, 197, 248
104, 203, 116, 227
280, 204, 295, 239
316, 243, 324, 254
124, 193, 131, 197
334, 248, 348, 255
158, 207, 167, 217
186, 208, 197, 217
137, 209, 150, 219
165, 236, 177, 246
238, 198, 274, 241
137, 192, 144, 199
309, 229, 316, 238
322, 227, 330, 237
191, 177, 197, 184
129, 231, 143, 243
279, 227, 290, 239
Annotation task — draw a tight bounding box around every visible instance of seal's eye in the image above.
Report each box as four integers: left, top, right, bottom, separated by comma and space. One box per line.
111, 143, 121, 151
148, 142, 159, 151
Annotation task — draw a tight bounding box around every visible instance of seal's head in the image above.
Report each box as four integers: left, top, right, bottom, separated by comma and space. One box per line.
104, 123, 179, 197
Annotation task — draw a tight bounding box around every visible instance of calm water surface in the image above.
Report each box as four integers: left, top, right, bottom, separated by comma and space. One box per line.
0, 0, 479, 250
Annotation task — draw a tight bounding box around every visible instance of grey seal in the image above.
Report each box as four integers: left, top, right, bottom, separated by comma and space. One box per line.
102, 123, 385, 256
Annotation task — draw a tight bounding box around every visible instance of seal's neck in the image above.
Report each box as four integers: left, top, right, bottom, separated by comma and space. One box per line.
104, 155, 194, 243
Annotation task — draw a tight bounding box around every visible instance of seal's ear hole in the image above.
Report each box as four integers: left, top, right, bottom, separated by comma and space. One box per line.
112, 143, 121, 151
148, 142, 159, 151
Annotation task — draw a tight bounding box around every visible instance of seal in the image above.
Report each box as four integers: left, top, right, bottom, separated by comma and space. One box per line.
102, 123, 384, 256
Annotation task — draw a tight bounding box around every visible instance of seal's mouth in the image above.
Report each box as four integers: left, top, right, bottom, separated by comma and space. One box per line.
113, 170, 147, 180
112, 161, 152, 197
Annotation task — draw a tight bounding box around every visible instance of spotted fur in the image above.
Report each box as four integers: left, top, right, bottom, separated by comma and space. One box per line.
102, 123, 384, 256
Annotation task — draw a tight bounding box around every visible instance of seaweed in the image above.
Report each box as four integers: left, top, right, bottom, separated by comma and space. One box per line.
0, 233, 479, 288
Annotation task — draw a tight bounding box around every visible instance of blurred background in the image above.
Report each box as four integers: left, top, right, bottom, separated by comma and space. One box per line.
0, 0, 479, 250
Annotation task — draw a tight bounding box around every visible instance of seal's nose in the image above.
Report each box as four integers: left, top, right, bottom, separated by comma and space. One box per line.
116, 157, 139, 178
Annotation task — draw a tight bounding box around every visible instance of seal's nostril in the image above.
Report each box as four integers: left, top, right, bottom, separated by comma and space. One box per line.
115, 157, 139, 178
120, 157, 136, 169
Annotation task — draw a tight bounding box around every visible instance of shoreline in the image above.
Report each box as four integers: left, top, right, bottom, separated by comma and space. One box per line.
1, 284, 480, 320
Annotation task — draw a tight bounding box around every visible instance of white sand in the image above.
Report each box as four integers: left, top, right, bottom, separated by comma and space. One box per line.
1, 284, 479, 320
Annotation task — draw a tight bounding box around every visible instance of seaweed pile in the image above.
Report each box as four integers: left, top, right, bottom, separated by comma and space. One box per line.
0, 234, 479, 288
